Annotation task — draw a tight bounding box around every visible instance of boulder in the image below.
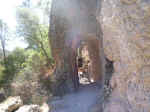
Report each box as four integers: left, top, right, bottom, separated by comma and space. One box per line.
40, 103, 50, 112
0, 96, 23, 112
16, 105, 41, 112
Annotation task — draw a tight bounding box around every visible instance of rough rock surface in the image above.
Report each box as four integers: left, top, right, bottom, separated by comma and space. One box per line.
16, 105, 41, 112
0, 96, 49, 112
0, 96, 23, 112
99, 0, 150, 111
86, 38, 102, 82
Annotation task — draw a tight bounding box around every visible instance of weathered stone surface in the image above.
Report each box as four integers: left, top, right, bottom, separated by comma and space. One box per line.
87, 38, 102, 82
0, 96, 23, 112
16, 105, 41, 112
49, 0, 77, 95
99, 0, 150, 111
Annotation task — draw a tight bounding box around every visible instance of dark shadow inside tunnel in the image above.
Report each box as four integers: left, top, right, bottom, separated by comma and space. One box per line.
105, 58, 114, 86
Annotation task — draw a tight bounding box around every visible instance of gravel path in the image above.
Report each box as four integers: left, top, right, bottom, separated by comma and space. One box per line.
49, 83, 102, 112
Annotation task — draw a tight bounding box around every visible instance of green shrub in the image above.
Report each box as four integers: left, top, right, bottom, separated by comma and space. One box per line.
0, 48, 27, 88
0, 64, 5, 85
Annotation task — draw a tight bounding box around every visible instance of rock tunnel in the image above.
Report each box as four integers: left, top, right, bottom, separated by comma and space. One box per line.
77, 36, 103, 84
49, 0, 105, 95
49, 0, 150, 111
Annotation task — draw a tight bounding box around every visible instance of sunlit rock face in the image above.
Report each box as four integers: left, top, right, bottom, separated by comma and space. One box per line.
99, 0, 150, 111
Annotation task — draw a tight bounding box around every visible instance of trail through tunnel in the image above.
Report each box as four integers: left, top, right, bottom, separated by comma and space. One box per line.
70, 35, 110, 90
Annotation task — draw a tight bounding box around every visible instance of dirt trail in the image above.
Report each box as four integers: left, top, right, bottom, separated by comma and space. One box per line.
49, 83, 102, 112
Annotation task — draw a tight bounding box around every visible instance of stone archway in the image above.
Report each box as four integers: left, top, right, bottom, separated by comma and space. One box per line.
49, 0, 105, 95
71, 35, 104, 85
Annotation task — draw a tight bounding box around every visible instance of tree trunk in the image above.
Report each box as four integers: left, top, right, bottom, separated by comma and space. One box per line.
0, 36, 6, 67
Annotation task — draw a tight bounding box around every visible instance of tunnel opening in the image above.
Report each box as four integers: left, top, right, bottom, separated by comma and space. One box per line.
71, 37, 115, 97
71, 36, 105, 88
49, 0, 105, 95
76, 42, 93, 85
76, 48, 114, 87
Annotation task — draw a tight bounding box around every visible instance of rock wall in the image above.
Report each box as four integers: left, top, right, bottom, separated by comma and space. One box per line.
87, 38, 102, 82
98, 0, 150, 111
49, 0, 76, 95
